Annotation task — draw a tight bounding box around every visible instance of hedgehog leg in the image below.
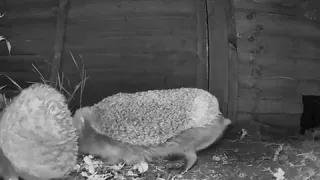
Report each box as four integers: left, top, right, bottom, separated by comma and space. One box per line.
178, 151, 197, 174
167, 151, 197, 175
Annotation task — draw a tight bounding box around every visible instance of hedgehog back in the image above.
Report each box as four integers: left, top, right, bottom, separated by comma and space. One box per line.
89, 88, 222, 146
0, 83, 78, 179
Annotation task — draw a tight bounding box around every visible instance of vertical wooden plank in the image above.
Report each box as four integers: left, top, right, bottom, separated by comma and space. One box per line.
206, 0, 229, 115
228, 43, 238, 121
226, 0, 238, 122
196, 0, 209, 90
50, 0, 70, 86
226, 0, 237, 49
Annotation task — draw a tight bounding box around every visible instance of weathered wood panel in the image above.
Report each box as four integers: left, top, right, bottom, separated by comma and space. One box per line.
238, 88, 300, 102
67, 16, 197, 38
234, 0, 301, 5
233, 0, 304, 16
237, 113, 300, 127
298, 80, 320, 95
238, 35, 320, 65
69, 0, 195, 18
63, 0, 207, 107
238, 98, 302, 114
0, 8, 56, 55
235, 11, 320, 39
238, 61, 320, 80
65, 52, 198, 76
0, 55, 47, 72
66, 36, 197, 54
4, 0, 58, 19
239, 75, 298, 93
234, 0, 320, 128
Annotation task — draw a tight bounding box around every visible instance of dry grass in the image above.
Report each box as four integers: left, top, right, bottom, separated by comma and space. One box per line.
0, 51, 88, 109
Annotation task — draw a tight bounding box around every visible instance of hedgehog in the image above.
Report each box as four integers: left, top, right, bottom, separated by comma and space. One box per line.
75, 88, 223, 146
0, 83, 79, 180
74, 110, 231, 174
73, 87, 232, 173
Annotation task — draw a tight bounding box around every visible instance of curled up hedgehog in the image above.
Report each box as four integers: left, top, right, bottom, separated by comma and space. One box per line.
73, 87, 232, 174
0, 83, 78, 180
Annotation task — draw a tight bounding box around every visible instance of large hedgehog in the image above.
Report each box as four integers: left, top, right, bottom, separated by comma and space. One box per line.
73, 88, 232, 173
0, 83, 79, 180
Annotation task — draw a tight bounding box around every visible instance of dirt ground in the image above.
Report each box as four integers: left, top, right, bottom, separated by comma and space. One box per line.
64, 127, 320, 180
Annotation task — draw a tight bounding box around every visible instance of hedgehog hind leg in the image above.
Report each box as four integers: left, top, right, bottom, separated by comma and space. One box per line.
167, 150, 197, 175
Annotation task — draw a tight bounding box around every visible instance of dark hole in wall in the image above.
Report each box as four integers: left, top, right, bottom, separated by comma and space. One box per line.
300, 95, 320, 135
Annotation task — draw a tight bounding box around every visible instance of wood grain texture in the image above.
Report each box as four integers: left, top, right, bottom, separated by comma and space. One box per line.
238, 35, 320, 65
239, 88, 301, 102
62, 51, 199, 75
237, 113, 301, 127
235, 11, 320, 39
0, 17, 56, 55
233, 0, 303, 16
239, 75, 298, 93
66, 16, 197, 37
239, 61, 320, 80
238, 79, 320, 98
4, 0, 58, 19
298, 80, 320, 95
69, 0, 195, 18
238, 98, 302, 114
66, 36, 197, 54
0, 55, 47, 73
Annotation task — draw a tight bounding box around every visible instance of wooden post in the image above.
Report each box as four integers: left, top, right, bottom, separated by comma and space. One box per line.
226, 0, 238, 122
196, 0, 209, 90
228, 43, 238, 122
206, 0, 238, 120
50, 0, 69, 86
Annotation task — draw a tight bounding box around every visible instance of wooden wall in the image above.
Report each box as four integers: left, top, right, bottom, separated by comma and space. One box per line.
62, 0, 208, 107
0, 0, 56, 97
234, 0, 320, 127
